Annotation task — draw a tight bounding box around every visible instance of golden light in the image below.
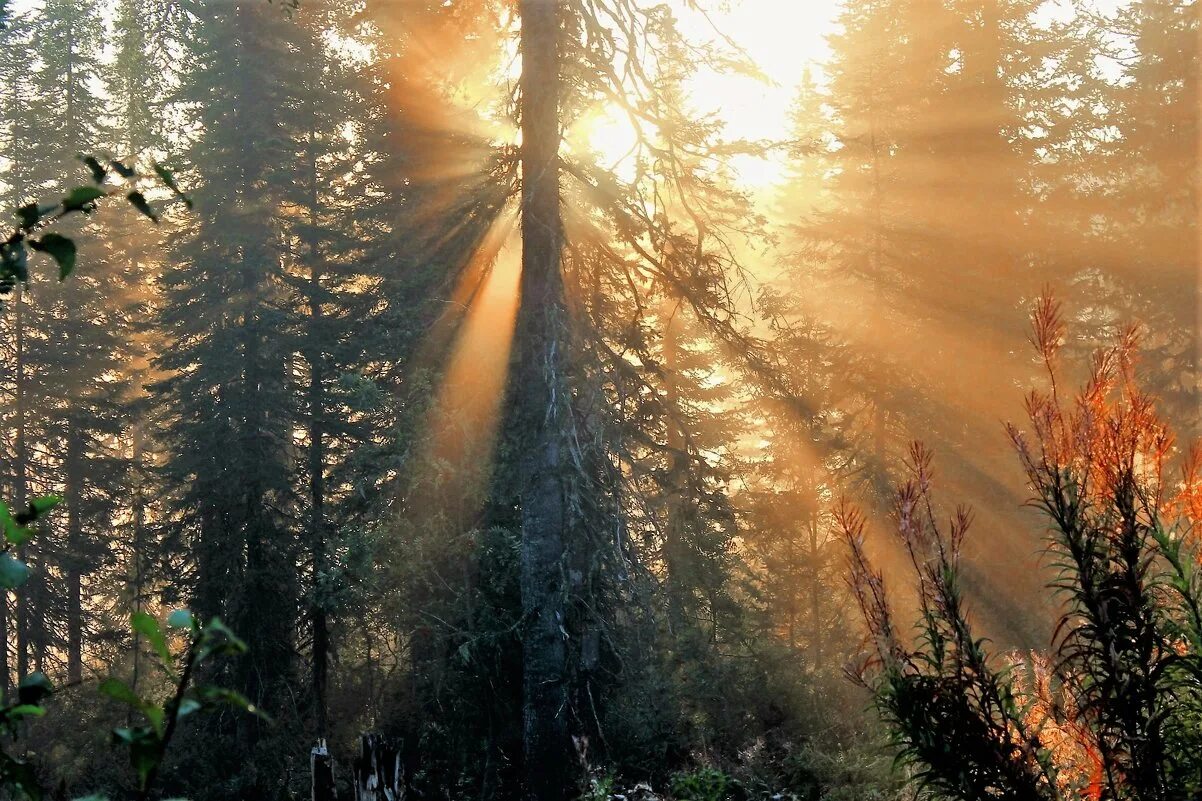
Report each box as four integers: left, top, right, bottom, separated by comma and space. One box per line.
400, 0, 844, 526
564, 0, 840, 192
410, 215, 523, 530
673, 0, 838, 191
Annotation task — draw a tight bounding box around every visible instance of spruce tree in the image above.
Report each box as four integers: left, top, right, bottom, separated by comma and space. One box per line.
151, 3, 305, 794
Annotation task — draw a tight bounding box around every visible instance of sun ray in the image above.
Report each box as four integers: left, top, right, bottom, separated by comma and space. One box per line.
406, 212, 522, 532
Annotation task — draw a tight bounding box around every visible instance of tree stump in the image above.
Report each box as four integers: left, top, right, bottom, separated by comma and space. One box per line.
353, 734, 403, 801
312, 739, 337, 801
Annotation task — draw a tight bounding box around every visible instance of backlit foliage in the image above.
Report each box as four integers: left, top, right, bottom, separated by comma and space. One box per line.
844, 295, 1202, 801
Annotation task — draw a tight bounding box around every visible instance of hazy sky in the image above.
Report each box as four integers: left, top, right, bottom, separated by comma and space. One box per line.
5, 0, 841, 189
675, 1, 840, 187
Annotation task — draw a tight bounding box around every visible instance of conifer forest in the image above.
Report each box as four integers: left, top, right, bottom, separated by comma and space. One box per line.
0, 0, 1199, 799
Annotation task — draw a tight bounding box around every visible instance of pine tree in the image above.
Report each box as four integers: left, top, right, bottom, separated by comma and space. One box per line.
151, 3, 305, 794
0, 0, 132, 686
1104, 0, 1199, 434
275, 0, 388, 743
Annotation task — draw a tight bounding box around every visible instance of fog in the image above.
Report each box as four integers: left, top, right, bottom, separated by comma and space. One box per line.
0, 0, 1196, 799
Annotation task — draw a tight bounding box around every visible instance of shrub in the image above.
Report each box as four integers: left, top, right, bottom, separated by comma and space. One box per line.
841, 295, 1202, 801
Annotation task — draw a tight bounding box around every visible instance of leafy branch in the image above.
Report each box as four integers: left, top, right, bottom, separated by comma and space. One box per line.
1, 156, 191, 296
101, 611, 265, 799
0, 497, 260, 800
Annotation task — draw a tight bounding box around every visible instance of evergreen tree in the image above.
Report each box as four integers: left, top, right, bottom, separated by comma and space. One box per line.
151, 3, 305, 795
1102, 0, 1199, 434
0, 0, 132, 687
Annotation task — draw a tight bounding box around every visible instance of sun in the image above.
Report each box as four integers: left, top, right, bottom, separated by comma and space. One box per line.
567, 0, 840, 192
673, 0, 838, 191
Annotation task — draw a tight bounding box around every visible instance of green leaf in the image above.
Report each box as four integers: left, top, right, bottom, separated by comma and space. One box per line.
5, 494, 58, 544
131, 611, 172, 667
81, 155, 107, 185
17, 203, 40, 231
0, 553, 30, 590
126, 191, 158, 224
61, 186, 105, 214
98, 677, 141, 707
166, 609, 194, 630
151, 162, 179, 191
111, 725, 146, 745
112, 726, 161, 786
142, 704, 165, 734
197, 616, 247, 659
175, 698, 201, 718
101, 678, 165, 734
4, 529, 30, 548
109, 159, 136, 179
152, 162, 192, 209
17, 672, 53, 705
0, 501, 31, 547
5, 704, 46, 720
194, 685, 267, 720
28, 495, 61, 518
29, 233, 77, 280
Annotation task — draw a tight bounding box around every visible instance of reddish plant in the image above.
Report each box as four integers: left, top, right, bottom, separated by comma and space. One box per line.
843, 294, 1202, 801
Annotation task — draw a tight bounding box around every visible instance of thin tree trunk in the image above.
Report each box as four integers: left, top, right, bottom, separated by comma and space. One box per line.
0, 593, 7, 702
661, 299, 686, 631
14, 288, 28, 684
305, 121, 330, 739
129, 424, 146, 699
517, 2, 573, 799
807, 510, 822, 667
66, 419, 84, 683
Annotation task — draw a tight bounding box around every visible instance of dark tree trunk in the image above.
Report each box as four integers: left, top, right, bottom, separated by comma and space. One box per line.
806, 510, 822, 666
129, 425, 146, 698
353, 734, 402, 801
311, 740, 337, 801
0, 593, 7, 702
662, 299, 686, 631
305, 119, 330, 740
516, 2, 573, 799
14, 288, 28, 685
66, 419, 84, 683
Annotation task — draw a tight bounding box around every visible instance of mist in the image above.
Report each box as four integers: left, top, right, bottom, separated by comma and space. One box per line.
0, 0, 1197, 799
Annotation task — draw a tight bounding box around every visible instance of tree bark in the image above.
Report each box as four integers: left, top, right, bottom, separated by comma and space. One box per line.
66, 418, 84, 683
14, 288, 28, 685
661, 299, 686, 632
353, 734, 402, 801
517, 2, 573, 799
129, 424, 146, 699
305, 117, 330, 741
311, 739, 337, 801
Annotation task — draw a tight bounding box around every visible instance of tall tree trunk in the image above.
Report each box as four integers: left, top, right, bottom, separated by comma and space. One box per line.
0, 590, 7, 701
305, 120, 330, 740
517, 2, 573, 799
66, 419, 84, 683
661, 299, 686, 631
806, 509, 822, 667
129, 424, 146, 698
14, 288, 29, 684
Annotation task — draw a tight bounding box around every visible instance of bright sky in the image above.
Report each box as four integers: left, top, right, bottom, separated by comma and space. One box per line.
675, 1, 838, 136
8, 0, 841, 190
576, 1, 840, 190
674, 0, 840, 188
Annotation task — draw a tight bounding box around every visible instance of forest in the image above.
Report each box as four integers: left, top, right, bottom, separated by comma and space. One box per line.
0, 0, 1198, 799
